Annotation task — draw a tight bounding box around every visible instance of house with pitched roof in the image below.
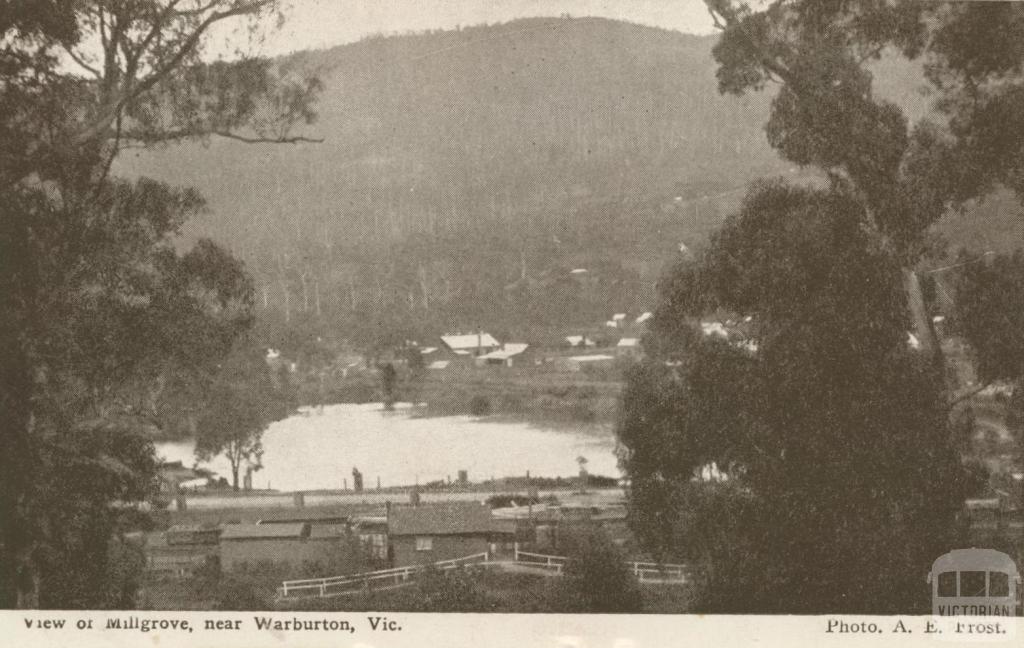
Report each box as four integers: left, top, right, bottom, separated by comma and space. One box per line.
386, 502, 498, 567
440, 332, 500, 358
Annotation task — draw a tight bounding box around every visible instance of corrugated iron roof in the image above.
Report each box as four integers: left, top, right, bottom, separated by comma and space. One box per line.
308, 525, 348, 539
388, 502, 493, 536
219, 523, 306, 540
441, 333, 500, 351
256, 513, 349, 525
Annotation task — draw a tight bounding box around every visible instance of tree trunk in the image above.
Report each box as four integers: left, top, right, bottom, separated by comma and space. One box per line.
276, 255, 291, 322
230, 458, 240, 492
300, 271, 310, 313
280, 280, 291, 323
417, 264, 430, 310
15, 547, 40, 609
902, 267, 944, 372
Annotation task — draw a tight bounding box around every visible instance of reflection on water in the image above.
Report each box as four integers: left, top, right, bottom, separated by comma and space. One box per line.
155, 403, 619, 492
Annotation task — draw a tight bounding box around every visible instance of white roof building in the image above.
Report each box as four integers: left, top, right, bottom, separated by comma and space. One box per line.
441, 333, 500, 352
701, 321, 729, 339
635, 312, 653, 324
478, 343, 530, 362
565, 335, 596, 347
617, 338, 640, 348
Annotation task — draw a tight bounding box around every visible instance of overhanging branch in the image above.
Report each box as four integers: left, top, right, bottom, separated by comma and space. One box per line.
120, 128, 324, 145
949, 382, 994, 408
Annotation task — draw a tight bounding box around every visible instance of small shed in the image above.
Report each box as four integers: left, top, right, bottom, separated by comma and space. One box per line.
565, 335, 595, 349
616, 337, 640, 358
219, 523, 340, 571
352, 516, 389, 560
387, 502, 495, 567
475, 343, 530, 368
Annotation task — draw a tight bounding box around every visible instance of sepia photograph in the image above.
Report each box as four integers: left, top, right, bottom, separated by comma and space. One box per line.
1, 0, 1023, 634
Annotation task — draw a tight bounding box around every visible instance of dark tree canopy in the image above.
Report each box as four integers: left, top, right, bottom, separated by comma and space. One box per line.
952, 251, 1024, 384
547, 527, 643, 613
1, 1, 320, 608
612, 1, 1024, 612
194, 342, 291, 491
620, 182, 965, 613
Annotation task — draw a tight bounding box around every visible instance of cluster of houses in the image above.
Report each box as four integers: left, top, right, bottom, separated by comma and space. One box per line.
260, 309, 774, 379
415, 311, 775, 372
410, 311, 655, 373
146, 495, 628, 578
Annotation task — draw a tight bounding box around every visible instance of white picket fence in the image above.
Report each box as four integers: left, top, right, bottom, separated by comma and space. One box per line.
513, 548, 689, 584
627, 560, 689, 584
278, 549, 689, 599
513, 549, 568, 573
278, 552, 490, 599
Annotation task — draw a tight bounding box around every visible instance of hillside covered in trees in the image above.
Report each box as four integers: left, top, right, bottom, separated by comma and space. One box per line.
119, 16, 1022, 350
118, 18, 779, 346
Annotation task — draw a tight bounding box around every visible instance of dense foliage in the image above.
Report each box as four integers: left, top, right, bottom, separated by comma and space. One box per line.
619, 0, 1024, 613
194, 343, 294, 491
621, 183, 964, 613
1, 1, 317, 608
547, 526, 642, 613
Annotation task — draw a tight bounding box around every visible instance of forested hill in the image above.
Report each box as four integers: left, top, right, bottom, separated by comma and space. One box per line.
118, 17, 1020, 349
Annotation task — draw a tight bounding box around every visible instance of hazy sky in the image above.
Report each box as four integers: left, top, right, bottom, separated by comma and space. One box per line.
250, 1, 717, 56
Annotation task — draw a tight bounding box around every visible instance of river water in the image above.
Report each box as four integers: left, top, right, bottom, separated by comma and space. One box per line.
155, 403, 620, 492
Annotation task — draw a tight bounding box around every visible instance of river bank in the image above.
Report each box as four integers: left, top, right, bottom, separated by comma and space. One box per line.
314, 364, 625, 433
156, 403, 621, 492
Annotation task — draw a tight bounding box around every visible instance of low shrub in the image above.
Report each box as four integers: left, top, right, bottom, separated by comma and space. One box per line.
468, 394, 491, 416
